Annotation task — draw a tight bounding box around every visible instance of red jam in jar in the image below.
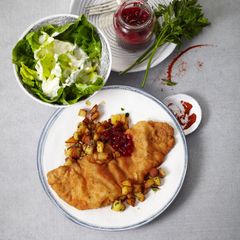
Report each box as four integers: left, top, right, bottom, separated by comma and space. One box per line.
113, 0, 155, 49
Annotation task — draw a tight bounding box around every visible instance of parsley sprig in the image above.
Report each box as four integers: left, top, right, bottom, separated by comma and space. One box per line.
120, 0, 210, 87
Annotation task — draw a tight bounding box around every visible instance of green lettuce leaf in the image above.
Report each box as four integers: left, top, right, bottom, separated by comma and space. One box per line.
56, 15, 102, 60
38, 52, 55, 79
25, 22, 75, 53
31, 87, 63, 103
60, 78, 103, 105
19, 63, 37, 87
12, 39, 35, 68
26, 31, 41, 51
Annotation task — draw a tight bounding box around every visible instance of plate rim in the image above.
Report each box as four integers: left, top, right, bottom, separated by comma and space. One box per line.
37, 85, 188, 231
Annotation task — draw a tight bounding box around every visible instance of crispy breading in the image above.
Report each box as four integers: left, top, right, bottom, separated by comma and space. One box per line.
117, 121, 175, 183
48, 156, 122, 210
47, 121, 175, 210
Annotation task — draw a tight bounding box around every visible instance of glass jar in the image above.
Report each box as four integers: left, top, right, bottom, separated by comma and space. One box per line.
113, 0, 155, 50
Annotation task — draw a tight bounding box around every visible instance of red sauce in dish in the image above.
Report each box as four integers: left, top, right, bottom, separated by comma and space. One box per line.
184, 112, 197, 130
168, 101, 197, 130
101, 123, 134, 156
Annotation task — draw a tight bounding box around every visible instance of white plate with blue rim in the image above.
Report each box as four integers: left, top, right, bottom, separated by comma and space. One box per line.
37, 85, 188, 231
69, 0, 176, 72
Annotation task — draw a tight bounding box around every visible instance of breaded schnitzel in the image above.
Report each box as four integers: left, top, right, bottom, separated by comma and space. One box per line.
47, 121, 175, 210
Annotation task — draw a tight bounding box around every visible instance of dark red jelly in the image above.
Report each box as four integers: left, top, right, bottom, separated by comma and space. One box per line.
101, 123, 134, 156
121, 7, 150, 26
113, 0, 155, 49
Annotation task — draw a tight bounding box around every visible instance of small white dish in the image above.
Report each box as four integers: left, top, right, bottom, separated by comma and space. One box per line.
163, 94, 202, 135
70, 0, 176, 72
12, 14, 112, 108
37, 85, 188, 231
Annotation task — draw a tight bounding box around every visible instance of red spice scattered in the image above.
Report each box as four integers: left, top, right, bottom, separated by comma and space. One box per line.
168, 101, 197, 130
176, 60, 188, 77
166, 44, 211, 82
101, 123, 134, 156
196, 60, 204, 70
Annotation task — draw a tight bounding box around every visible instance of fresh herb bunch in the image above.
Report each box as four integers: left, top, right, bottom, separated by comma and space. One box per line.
120, 0, 210, 87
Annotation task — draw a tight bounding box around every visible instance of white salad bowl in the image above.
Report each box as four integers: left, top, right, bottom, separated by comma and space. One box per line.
12, 14, 112, 108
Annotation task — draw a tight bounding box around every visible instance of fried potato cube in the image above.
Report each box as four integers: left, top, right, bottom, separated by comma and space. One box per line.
88, 104, 100, 121
65, 136, 77, 143
73, 132, 79, 141
78, 109, 87, 117
65, 147, 81, 159
64, 158, 73, 166
91, 112, 100, 121
65, 136, 78, 147
135, 192, 145, 202
111, 114, 127, 125
111, 200, 126, 211
82, 134, 91, 144
85, 100, 91, 106
84, 145, 94, 155
96, 125, 105, 133
127, 197, 136, 207
78, 123, 88, 134
93, 133, 99, 141
144, 178, 155, 189
122, 186, 132, 195
153, 176, 161, 186
97, 141, 104, 153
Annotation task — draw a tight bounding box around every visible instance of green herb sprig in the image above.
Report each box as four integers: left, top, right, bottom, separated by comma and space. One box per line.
120, 0, 210, 87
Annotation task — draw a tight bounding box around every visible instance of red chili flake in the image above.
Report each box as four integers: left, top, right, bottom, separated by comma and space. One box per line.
196, 60, 204, 70
176, 60, 188, 77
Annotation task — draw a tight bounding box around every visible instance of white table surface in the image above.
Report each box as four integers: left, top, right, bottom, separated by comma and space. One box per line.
1, 0, 240, 239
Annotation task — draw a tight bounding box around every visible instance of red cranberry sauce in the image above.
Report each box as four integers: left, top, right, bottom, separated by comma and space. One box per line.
121, 7, 150, 26
113, 1, 155, 48
101, 122, 134, 156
